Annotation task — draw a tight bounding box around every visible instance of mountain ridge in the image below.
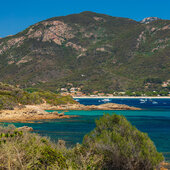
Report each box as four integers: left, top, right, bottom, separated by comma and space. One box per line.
0, 11, 169, 93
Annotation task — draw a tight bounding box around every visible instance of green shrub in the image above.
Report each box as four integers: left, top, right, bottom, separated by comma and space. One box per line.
0, 115, 164, 170
0, 125, 67, 169
82, 114, 164, 170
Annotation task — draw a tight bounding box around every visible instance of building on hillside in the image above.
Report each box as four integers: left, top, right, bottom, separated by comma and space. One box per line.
98, 93, 105, 96
61, 88, 68, 92
93, 91, 98, 94
75, 91, 83, 97
60, 92, 70, 96
162, 80, 170, 87
107, 94, 114, 97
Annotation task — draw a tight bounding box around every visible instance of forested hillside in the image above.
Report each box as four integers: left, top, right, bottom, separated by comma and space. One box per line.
0, 11, 169, 93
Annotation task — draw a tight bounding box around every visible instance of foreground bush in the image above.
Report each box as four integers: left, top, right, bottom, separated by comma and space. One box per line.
82, 114, 164, 170
0, 125, 67, 169
0, 114, 164, 169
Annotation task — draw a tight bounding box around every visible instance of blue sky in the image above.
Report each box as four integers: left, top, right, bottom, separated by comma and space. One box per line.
0, 0, 170, 37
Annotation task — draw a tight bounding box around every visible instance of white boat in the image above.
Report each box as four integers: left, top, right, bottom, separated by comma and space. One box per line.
152, 101, 158, 104
139, 99, 146, 103
102, 99, 111, 102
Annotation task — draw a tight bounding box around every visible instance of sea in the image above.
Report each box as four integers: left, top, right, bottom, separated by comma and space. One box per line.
3, 98, 170, 162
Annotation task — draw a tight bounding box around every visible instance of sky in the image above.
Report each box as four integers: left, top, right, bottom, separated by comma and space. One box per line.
0, 0, 170, 37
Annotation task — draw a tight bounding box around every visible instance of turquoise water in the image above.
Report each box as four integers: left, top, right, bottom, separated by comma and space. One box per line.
2, 98, 170, 161
4, 109, 170, 161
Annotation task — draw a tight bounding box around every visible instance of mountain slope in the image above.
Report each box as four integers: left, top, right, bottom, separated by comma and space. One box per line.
0, 11, 169, 92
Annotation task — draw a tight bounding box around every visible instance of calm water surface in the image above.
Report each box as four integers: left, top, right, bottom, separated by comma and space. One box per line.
3, 98, 170, 161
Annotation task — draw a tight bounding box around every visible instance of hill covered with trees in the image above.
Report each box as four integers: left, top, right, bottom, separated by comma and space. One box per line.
0, 11, 169, 93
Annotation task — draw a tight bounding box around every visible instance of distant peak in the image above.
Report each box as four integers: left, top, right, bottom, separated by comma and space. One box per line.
80, 11, 96, 14
140, 17, 160, 24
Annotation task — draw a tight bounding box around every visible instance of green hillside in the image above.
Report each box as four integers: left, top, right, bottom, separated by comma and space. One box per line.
0, 82, 76, 110
0, 11, 169, 93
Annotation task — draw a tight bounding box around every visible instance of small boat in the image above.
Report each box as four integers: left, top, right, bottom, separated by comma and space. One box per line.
152, 101, 158, 104
139, 99, 146, 103
102, 99, 111, 102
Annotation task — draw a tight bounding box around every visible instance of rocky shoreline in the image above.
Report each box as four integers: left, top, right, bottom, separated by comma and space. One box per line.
0, 103, 140, 122
0, 105, 76, 122
50, 103, 141, 111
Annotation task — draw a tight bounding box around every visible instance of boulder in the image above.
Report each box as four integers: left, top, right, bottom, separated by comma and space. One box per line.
17, 126, 33, 131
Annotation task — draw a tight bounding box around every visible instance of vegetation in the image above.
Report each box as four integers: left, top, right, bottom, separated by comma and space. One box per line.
82, 114, 164, 169
0, 114, 164, 169
0, 82, 76, 110
34, 90, 77, 105
0, 11, 169, 93
124, 90, 169, 96
0, 125, 67, 169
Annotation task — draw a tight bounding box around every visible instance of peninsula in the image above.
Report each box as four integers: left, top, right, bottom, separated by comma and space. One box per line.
0, 82, 140, 122
0, 102, 140, 122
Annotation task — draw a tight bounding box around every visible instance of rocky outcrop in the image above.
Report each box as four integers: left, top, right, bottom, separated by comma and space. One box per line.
28, 21, 74, 45
160, 162, 170, 170
0, 105, 73, 122
0, 36, 25, 54
140, 17, 160, 24
17, 126, 33, 131
0, 101, 140, 122
53, 103, 141, 110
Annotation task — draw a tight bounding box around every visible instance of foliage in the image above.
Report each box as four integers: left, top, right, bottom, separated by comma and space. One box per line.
0, 82, 76, 110
34, 90, 77, 105
82, 114, 164, 170
0, 114, 164, 169
0, 125, 67, 169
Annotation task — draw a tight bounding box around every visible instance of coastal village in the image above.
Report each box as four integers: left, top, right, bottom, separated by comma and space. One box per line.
60, 85, 125, 97
60, 81, 170, 97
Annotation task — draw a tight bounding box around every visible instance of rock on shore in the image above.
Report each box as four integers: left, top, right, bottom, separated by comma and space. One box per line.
52, 103, 141, 110
0, 105, 72, 122
17, 126, 34, 131
0, 102, 140, 122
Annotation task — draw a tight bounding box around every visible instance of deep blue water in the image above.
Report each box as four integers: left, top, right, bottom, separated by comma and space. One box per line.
74, 97, 170, 110
2, 98, 170, 162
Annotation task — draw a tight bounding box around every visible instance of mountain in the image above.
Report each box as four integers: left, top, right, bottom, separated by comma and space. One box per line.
140, 17, 160, 24
0, 11, 169, 93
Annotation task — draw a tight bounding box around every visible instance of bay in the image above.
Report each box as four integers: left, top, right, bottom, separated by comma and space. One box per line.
3, 98, 170, 162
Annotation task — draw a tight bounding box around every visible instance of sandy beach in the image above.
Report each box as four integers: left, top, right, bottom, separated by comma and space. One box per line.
73, 96, 170, 99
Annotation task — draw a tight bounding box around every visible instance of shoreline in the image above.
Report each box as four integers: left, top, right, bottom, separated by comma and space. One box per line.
0, 102, 140, 122
52, 103, 140, 111
0, 104, 77, 123
73, 96, 170, 99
